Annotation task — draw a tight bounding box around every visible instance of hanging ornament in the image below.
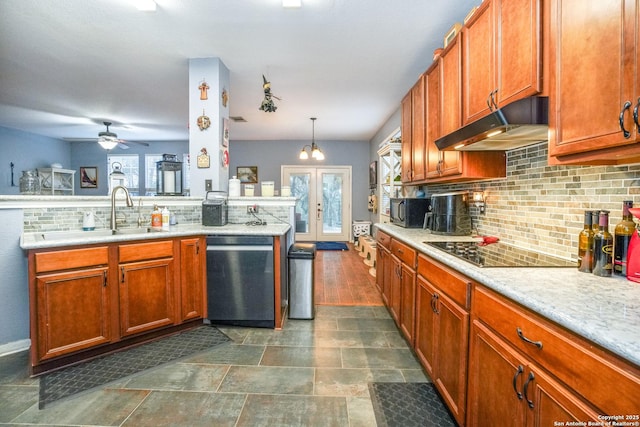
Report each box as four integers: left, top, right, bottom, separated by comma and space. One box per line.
197, 147, 210, 168
221, 149, 229, 168
199, 79, 209, 100
259, 74, 281, 113
197, 109, 211, 131
221, 89, 229, 107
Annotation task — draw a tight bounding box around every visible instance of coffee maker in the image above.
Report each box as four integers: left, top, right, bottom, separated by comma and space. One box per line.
627, 208, 640, 283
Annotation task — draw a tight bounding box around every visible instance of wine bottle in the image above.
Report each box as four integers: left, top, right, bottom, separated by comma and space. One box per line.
614, 201, 635, 276
577, 210, 595, 273
593, 210, 613, 277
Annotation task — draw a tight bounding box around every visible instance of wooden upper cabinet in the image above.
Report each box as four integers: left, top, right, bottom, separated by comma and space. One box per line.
400, 91, 413, 182
411, 75, 427, 182
440, 34, 463, 138
548, 0, 640, 164
463, 0, 542, 125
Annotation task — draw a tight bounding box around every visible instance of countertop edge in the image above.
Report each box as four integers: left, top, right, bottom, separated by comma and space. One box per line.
21, 223, 292, 249
374, 223, 640, 369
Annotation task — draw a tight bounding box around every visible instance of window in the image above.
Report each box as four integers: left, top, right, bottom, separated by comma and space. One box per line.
107, 155, 139, 195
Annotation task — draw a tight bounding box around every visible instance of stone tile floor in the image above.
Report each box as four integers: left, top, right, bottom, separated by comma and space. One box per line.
0, 305, 428, 426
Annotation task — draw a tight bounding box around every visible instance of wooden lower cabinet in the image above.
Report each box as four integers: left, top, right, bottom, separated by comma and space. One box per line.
398, 261, 416, 345
35, 266, 111, 361
375, 231, 392, 306
179, 237, 206, 321
28, 236, 207, 374
31, 246, 111, 364
416, 255, 470, 426
119, 258, 175, 337
467, 320, 600, 427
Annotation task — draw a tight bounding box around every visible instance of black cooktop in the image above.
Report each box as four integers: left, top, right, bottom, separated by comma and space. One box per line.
426, 241, 576, 268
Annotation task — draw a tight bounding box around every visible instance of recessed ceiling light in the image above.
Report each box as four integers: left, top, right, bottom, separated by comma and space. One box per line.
133, 0, 157, 11
282, 0, 302, 8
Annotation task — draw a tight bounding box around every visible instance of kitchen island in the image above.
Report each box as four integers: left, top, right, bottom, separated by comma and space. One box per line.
375, 223, 640, 425
21, 220, 291, 375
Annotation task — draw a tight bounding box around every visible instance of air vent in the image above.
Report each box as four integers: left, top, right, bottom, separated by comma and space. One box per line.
230, 116, 247, 122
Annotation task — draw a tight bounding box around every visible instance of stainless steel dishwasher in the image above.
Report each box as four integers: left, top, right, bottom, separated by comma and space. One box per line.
206, 235, 275, 327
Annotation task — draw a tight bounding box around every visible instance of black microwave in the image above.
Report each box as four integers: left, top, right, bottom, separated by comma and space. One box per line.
390, 198, 430, 228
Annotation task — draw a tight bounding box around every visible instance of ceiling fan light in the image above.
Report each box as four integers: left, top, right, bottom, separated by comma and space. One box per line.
98, 136, 118, 150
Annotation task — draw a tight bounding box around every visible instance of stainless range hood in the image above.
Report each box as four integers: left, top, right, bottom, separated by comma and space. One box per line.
435, 97, 549, 151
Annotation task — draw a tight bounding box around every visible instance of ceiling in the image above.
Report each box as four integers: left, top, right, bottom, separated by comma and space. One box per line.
0, 0, 478, 144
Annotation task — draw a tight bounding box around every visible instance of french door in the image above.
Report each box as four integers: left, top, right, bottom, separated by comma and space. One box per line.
282, 166, 351, 242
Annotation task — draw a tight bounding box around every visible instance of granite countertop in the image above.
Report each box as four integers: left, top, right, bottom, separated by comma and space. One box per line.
375, 223, 640, 368
21, 222, 291, 250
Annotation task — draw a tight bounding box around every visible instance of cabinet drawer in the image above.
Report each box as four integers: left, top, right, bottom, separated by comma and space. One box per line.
35, 247, 109, 273
119, 240, 174, 263
376, 230, 391, 249
417, 254, 470, 309
390, 239, 416, 267
474, 285, 640, 415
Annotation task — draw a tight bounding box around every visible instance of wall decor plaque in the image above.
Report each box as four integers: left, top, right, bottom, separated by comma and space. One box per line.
197, 148, 210, 168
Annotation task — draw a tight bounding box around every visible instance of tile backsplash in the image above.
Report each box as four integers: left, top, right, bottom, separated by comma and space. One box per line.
423, 142, 640, 261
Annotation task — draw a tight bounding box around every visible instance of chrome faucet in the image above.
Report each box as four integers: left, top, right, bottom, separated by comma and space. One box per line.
110, 185, 134, 231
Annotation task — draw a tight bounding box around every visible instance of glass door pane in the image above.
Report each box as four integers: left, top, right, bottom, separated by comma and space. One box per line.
290, 172, 312, 236
321, 173, 343, 235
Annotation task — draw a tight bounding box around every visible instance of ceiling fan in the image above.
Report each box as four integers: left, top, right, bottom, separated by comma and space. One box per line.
65, 121, 149, 150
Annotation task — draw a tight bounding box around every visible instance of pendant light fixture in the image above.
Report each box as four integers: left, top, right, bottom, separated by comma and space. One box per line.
299, 117, 325, 160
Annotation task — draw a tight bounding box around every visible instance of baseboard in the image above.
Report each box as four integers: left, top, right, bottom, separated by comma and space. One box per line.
0, 339, 30, 357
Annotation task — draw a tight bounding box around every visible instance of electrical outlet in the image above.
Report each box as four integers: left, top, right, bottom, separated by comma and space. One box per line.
205, 179, 212, 191
247, 205, 259, 214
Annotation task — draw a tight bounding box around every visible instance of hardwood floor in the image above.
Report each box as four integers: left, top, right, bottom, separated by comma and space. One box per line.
314, 242, 383, 306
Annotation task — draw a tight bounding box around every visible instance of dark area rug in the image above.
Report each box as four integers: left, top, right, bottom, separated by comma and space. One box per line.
315, 241, 349, 251
39, 325, 230, 408
369, 382, 457, 427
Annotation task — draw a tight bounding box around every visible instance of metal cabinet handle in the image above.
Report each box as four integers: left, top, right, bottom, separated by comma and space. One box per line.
512, 365, 524, 400
121, 266, 125, 283
633, 97, 640, 133
516, 327, 543, 349
431, 293, 440, 314
103, 270, 108, 287
196, 241, 200, 255
523, 371, 535, 409
620, 101, 632, 138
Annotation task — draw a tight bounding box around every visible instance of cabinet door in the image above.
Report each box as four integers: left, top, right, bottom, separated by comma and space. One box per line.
548, 0, 637, 158
399, 263, 416, 345
527, 367, 600, 427
180, 237, 206, 321
411, 75, 427, 182
435, 288, 470, 426
119, 258, 175, 336
496, 0, 542, 106
440, 35, 463, 138
376, 246, 392, 306
401, 91, 413, 182
35, 267, 110, 361
389, 255, 402, 324
415, 275, 436, 378
463, 0, 495, 124
467, 320, 527, 427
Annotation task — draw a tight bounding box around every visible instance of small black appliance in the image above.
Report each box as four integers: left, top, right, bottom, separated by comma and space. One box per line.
202, 191, 228, 226
390, 198, 430, 228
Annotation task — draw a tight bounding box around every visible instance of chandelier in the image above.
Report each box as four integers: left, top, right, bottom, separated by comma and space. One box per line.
299, 117, 324, 160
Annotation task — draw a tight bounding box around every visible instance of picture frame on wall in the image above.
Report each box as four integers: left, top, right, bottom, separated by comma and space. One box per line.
80, 166, 98, 188
237, 166, 258, 183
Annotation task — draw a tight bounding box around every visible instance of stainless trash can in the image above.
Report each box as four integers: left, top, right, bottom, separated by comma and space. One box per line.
288, 243, 316, 319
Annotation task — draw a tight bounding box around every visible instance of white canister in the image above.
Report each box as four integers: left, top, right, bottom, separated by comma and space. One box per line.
244, 184, 254, 196
82, 211, 95, 231
281, 186, 291, 197
229, 176, 241, 197
261, 181, 275, 197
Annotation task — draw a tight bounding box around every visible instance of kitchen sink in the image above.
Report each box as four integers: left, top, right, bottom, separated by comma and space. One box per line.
36, 228, 160, 241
